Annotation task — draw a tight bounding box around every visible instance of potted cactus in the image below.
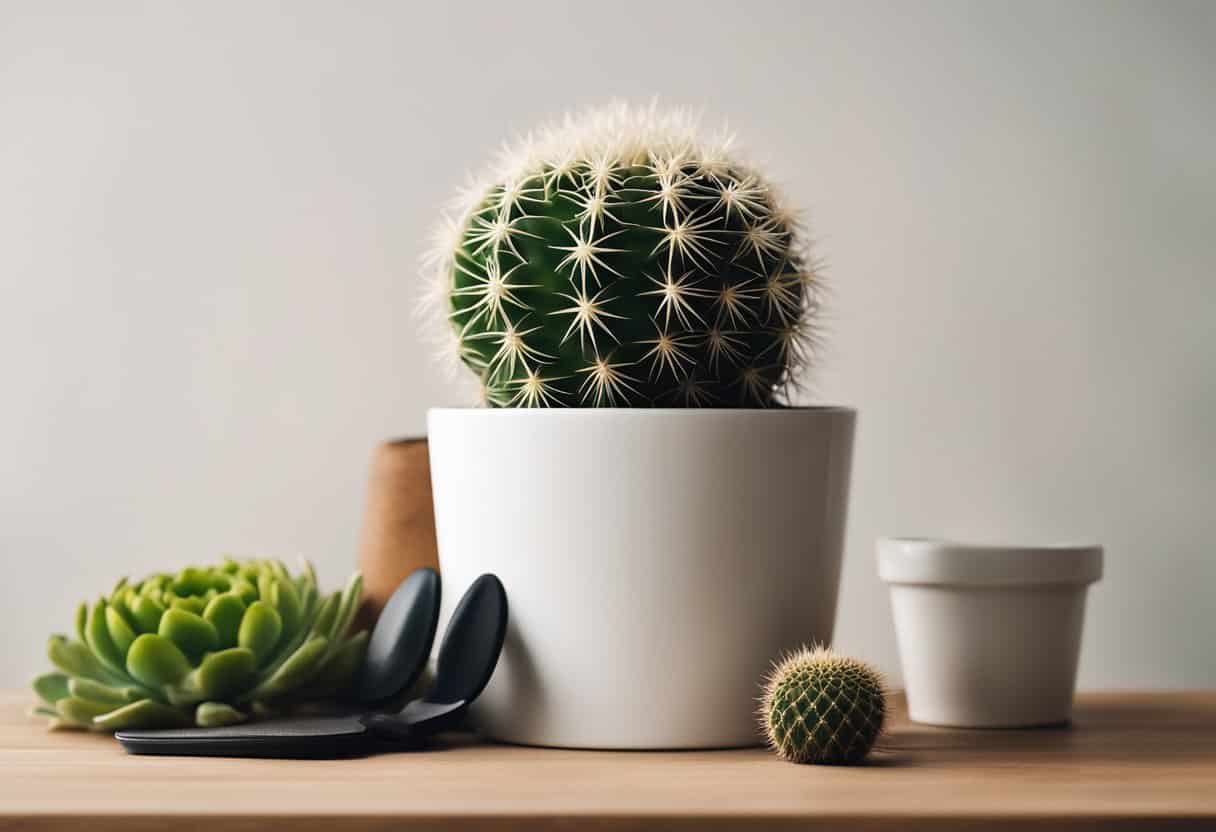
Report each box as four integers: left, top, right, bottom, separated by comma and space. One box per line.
423, 104, 855, 748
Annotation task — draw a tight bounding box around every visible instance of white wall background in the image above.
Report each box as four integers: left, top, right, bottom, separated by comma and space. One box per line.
2, 1, 1213, 689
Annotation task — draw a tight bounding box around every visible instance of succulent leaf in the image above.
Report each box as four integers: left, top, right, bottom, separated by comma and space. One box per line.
110, 593, 141, 631
93, 698, 191, 731
104, 606, 137, 658
85, 600, 127, 675
158, 608, 220, 662
68, 677, 138, 705
130, 594, 165, 633
126, 633, 191, 688
203, 592, 246, 646
229, 577, 258, 605
248, 636, 328, 701
298, 630, 368, 699
328, 573, 363, 644
56, 696, 115, 729
196, 701, 247, 727
170, 595, 206, 615
74, 602, 87, 643
32, 672, 70, 705
238, 600, 283, 663
258, 573, 279, 611
309, 593, 339, 639
48, 635, 127, 686
174, 566, 211, 596
301, 560, 318, 590
193, 647, 257, 701
299, 580, 319, 617
273, 577, 304, 636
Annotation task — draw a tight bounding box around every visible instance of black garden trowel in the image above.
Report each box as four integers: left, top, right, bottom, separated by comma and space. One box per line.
116, 569, 507, 758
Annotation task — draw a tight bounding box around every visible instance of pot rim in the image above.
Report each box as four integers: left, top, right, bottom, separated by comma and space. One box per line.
429, 405, 855, 416
877, 537, 1103, 587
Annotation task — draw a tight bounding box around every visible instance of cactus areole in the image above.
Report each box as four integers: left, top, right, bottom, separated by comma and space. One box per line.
423, 103, 821, 408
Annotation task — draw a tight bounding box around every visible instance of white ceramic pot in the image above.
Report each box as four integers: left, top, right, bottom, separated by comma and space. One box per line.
428, 407, 855, 749
878, 538, 1103, 728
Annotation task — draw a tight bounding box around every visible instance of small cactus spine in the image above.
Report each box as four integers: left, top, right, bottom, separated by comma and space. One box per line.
761, 645, 886, 765
422, 103, 820, 407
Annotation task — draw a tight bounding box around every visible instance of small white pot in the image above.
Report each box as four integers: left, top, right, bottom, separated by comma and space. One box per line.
878, 538, 1103, 728
428, 407, 855, 749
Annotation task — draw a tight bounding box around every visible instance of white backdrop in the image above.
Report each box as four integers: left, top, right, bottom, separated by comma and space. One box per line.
2, 1, 1213, 689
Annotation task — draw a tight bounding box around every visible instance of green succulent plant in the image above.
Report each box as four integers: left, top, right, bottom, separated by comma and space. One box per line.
760, 645, 886, 765
31, 558, 367, 731
422, 103, 820, 407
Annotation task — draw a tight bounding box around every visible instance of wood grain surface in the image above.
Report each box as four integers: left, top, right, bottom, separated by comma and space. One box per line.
1, 690, 1213, 831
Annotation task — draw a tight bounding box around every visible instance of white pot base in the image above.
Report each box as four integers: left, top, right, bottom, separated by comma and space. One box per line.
907, 717, 1073, 729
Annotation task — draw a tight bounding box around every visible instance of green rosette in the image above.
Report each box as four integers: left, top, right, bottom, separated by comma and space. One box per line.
31, 559, 367, 732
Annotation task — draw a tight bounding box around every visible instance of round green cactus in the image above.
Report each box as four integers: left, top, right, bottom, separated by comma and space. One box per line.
761, 645, 886, 765
30, 558, 367, 731
422, 103, 820, 407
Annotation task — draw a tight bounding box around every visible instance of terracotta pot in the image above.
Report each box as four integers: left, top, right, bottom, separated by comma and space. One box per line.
355, 437, 440, 629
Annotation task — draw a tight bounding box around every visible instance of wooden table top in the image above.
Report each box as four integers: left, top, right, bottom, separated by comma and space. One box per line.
1, 689, 1213, 831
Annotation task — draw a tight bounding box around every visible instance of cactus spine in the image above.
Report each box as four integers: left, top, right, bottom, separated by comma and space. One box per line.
761, 645, 886, 765
422, 103, 820, 407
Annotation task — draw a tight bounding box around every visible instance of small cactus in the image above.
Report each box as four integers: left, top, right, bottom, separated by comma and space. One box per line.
421, 103, 821, 407
760, 645, 886, 765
